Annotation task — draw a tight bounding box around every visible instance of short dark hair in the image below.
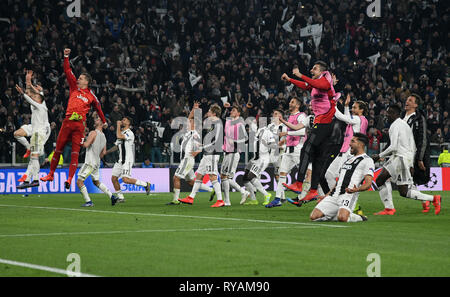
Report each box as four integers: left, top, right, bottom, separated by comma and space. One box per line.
273, 109, 284, 117
290, 97, 302, 106
232, 105, 242, 114
410, 93, 422, 107
353, 132, 369, 147
388, 104, 401, 116
124, 116, 133, 126
314, 60, 328, 71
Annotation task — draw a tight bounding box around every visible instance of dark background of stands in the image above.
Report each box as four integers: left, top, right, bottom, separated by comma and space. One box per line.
0, 0, 448, 166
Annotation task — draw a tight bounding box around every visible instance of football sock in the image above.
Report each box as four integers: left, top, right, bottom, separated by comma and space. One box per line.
68, 151, 79, 182
49, 150, 62, 175
379, 182, 394, 209
406, 187, 434, 201
80, 185, 91, 202
16, 136, 30, 150
189, 180, 202, 198
229, 179, 244, 194
300, 181, 311, 199
244, 182, 256, 200
199, 183, 213, 192
222, 178, 230, 205
30, 156, 40, 181
135, 180, 147, 187
212, 180, 223, 201
116, 190, 125, 200
251, 178, 268, 196
312, 216, 332, 222
276, 175, 286, 199
98, 182, 113, 198
173, 188, 180, 201
347, 213, 363, 223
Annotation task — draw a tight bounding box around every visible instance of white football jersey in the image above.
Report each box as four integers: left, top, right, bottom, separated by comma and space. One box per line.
332, 153, 375, 197
24, 93, 50, 133
115, 128, 135, 164
379, 118, 416, 160
254, 126, 276, 159
84, 129, 106, 167
268, 122, 287, 154
180, 129, 201, 159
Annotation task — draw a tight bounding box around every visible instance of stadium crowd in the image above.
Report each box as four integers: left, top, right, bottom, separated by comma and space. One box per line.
0, 0, 449, 165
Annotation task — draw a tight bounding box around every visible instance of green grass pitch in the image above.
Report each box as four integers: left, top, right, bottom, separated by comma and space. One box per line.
0, 190, 448, 277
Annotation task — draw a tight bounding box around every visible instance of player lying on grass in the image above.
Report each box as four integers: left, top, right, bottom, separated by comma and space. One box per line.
310, 133, 373, 222
77, 114, 118, 207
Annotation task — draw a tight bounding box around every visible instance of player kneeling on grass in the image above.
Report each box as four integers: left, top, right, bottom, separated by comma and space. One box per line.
77, 114, 118, 207
310, 133, 374, 222
105, 116, 151, 203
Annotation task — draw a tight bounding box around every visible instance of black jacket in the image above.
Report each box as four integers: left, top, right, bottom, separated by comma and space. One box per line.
403, 110, 430, 163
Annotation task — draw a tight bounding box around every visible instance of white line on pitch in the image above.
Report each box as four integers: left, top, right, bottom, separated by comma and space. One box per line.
0, 225, 319, 238
0, 258, 99, 277
0, 204, 349, 228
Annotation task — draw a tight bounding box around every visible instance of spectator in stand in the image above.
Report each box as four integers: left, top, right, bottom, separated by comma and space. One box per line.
368, 127, 382, 155
142, 158, 154, 168
0, 0, 448, 164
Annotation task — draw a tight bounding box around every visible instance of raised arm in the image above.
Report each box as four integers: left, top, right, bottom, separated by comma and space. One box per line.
63, 48, 78, 91
299, 75, 331, 91
15, 84, 41, 108
116, 121, 125, 139
282, 73, 312, 91
334, 106, 360, 126
91, 93, 107, 125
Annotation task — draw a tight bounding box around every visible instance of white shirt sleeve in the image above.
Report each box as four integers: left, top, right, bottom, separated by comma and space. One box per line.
287, 113, 307, 136
379, 122, 399, 158
23, 93, 43, 109
364, 158, 375, 177
334, 106, 360, 126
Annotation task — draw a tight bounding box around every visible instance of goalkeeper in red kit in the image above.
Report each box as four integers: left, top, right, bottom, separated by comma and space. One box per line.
41, 48, 107, 188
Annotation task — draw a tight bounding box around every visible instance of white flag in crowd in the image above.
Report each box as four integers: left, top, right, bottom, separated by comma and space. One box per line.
368, 52, 381, 65
281, 7, 288, 22
189, 73, 202, 87
300, 24, 323, 49
282, 16, 295, 32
